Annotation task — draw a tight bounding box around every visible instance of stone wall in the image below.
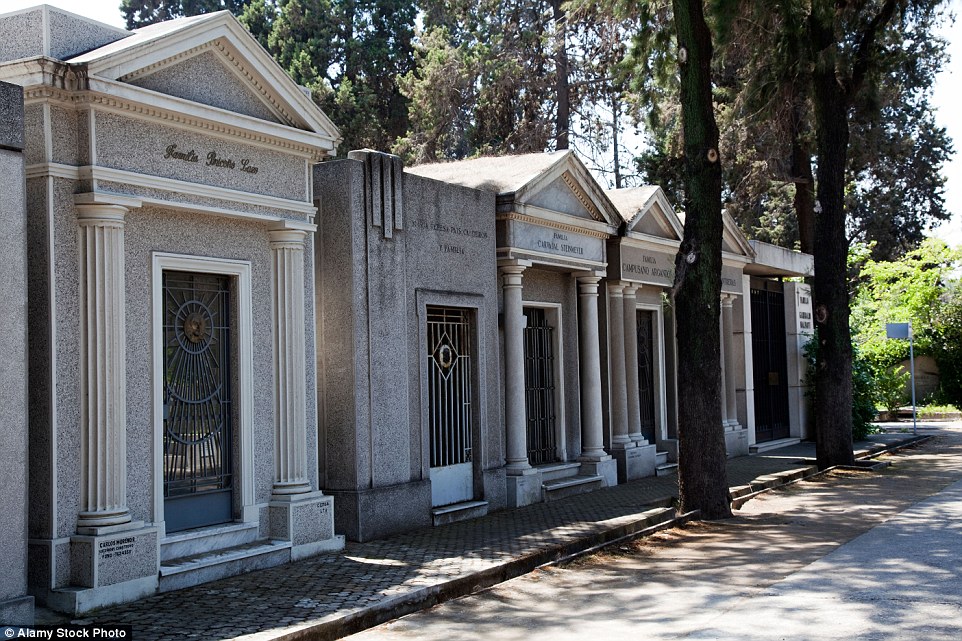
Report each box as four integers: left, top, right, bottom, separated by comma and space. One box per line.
0, 80, 34, 624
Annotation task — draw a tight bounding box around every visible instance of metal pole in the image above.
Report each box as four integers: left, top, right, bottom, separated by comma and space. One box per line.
909, 325, 917, 436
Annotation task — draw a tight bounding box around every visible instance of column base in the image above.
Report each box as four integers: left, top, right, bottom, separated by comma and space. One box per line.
578, 457, 618, 487
46, 523, 160, 614
269, 491, 344, 560
724, 426, 750, 458
506, 469, 544, 508
613, 443, 657, 483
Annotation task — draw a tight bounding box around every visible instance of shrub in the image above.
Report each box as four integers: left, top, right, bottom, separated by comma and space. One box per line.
804, 333, 877, 441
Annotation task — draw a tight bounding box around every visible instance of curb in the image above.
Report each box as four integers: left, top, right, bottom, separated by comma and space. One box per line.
274, 502, 680, 641
266, 434, 934, 641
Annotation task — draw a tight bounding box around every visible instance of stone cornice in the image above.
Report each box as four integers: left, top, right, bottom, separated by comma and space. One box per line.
495, 211, 613, 239
22, 83, 331, 162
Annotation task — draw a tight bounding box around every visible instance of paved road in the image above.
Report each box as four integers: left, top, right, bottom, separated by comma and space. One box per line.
348, 428, 962, 640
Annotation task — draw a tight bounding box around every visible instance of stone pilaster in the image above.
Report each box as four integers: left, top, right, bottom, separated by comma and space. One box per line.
722, 295, 739, 428
623, 285, 644, 444
76, 204, 131, 531
269, 228, 311, 496
501, 265, 531, 474
607, 283, 632, 449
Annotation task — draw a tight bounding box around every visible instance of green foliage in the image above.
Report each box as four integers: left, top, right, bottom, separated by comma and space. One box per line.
121, 0, 249, 29
804, 334, 877, 441
873, 364, 910, 414
850, 238, 962, 407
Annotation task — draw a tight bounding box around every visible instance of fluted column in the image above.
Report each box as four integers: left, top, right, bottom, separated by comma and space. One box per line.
501, 265, 531, 473
623, 285, 644, 444
577, 275, 608, 460
270, 228, 311, 496
77, 204, 131, 530
722, 295, 739, 427
607, 283, 632, 448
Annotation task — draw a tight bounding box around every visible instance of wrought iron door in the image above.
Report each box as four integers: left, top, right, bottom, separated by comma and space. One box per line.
163, 271, 233, 532
427, 306, 473, 469
751, 280, 790, 443
523, 308, 558, 465
637, 310, 657, 443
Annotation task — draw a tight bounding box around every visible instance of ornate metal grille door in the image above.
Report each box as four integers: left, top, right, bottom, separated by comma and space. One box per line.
637, 310, 657, 443
163, 271, 233, 532
427, 306, 473, 457
523, 308, 558, 465
751, 281, 790, 443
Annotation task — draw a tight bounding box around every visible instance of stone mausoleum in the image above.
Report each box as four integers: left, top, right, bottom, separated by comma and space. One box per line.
0, 3, 816, 622
0, 5, 344, 616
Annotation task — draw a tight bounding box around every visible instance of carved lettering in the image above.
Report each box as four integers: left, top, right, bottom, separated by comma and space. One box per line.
163, 144, 198, 163
163, 144, 264, 176
440, 243, 465, 254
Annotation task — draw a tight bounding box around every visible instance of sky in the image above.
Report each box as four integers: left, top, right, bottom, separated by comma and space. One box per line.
2, 0, 961, 247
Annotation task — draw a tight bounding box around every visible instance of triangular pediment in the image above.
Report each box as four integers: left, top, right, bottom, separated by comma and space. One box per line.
611, 186, 684, 241
69, 11, 339, 141
124, 48, 284, 124
722, 211, 755, 258
515, 152, 620, 227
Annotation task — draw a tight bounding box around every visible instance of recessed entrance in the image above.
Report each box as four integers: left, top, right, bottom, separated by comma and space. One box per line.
427, 306, 474, 507
523, 307, 559, 465
751, 280, 790, 443
162, 271, 234, 532
637, 309, 657, 443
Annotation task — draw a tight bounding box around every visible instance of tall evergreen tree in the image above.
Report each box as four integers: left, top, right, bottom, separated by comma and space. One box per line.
669, 0, 731, 519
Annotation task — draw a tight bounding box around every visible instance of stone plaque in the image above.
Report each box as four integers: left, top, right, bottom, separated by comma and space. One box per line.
797, 289, 814, 333
721, 265, 743, 294
507, 220, 603, 263
618, 245, 675, 286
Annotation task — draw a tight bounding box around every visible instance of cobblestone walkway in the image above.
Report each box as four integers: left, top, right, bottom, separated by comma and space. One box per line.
63, 433, 921, 641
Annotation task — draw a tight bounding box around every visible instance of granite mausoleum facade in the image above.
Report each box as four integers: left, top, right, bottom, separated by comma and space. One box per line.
0, 4, 815, 619
0, 6, 343, 615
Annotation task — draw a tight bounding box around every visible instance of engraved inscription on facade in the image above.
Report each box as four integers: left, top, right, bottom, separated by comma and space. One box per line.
99, 537, 136, 560
164, 144, 260, 175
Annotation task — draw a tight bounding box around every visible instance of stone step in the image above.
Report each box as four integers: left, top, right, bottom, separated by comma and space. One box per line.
538, 462, 582, 483
542, 474, 603, 502
159, 539, 292, 593
655, 463, 678, 477
749, 437, 801, 454
432, 500, 489, 527
655, 451, 669, 466
160, 521, 260, 562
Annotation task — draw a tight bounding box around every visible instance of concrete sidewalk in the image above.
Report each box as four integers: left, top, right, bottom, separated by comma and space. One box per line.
48, 430, 930, 641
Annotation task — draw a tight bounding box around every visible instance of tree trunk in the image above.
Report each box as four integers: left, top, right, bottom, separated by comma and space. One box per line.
552, 0, 570, 150
670, 0, 731, 519
809, 5, 856, 469
791, 98, 816, 255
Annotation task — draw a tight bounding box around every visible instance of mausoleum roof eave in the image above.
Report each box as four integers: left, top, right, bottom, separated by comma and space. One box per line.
745, 240, 814, 278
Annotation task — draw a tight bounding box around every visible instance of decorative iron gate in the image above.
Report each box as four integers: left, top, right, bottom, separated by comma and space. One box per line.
636, 310, 657, 443
163, 271, 233, 532
427, 306, 473, 469
523, 308, 558, 465
751, 279, 790, 443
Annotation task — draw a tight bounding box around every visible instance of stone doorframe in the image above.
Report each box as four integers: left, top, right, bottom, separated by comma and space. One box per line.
151, 252, 257, 538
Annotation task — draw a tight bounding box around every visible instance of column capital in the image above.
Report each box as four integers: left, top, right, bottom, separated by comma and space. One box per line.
607, 281, 625, 297
721, 293, 735, 307
76, 203, 128, 227
269, 228, 308, 248
499, 264, 527, 286
622, 283, 639, 298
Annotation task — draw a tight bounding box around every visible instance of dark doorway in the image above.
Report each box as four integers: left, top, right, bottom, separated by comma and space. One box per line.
637, 310, 657, 443
751, 279, 790, 442
523, 307, 559, 465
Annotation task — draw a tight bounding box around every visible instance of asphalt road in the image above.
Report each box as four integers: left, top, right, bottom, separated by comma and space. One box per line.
348, 426, 962, 641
